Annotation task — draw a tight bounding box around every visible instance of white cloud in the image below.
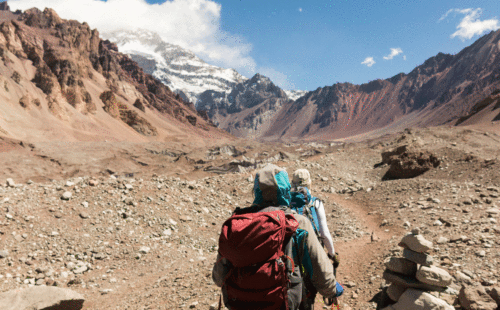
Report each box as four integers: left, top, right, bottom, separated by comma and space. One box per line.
383, 48, 403, 60
258, 67, 295, 90
9, 0, 257, 75
361, 57, 375, 67
439, 8, 500, 41
403, 55, 407, 61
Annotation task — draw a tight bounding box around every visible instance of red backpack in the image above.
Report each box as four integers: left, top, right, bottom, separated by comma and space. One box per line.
218, 207, 302, 310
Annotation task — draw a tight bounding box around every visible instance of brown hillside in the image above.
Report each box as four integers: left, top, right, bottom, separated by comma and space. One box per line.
209, 30, 500, 142
0, 7, 231, 145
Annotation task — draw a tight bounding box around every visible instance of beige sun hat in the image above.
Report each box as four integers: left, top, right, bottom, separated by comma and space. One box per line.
292, 169, 311, 187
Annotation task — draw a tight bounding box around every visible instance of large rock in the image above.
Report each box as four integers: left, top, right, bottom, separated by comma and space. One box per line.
0, 286, 84, 310
382, 288, 454, 310
403, 248, 433, 266
386, 284, 407, 302
382, 146, 440, 180
61, 191, 72, 200
400, 233, 433, 253
458, 286, 497, 310
6, 178, 15, 187
416, 265, 452, 288
385, 257, 418, 276
383, 270, 447, 292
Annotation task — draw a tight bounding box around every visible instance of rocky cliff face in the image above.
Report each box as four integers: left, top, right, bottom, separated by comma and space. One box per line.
0, 6, 223, 142
198, 73, 290, 138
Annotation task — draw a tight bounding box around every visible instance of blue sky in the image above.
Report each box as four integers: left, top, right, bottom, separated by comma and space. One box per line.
10, 0, 500, 91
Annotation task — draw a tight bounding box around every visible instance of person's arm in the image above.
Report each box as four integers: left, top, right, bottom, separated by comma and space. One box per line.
315, 199, 335, 256
294, 214, 338, 298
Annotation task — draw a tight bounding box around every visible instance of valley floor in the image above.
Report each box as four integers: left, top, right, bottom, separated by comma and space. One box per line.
1, 125, 499, 310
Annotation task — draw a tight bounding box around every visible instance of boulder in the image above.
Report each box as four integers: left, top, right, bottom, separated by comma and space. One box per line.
387, 284, 407, 302
61, 191, 72, 200
403, 248, 433, 266
383, 270, 447, 292
6, 178, 15, 187
382, 146, 440, 180
458, 286, 498, 310
0, 286, 84, 310
400, 233, 433, 253
416, 265, 452, 288
133, 98, 146, 112
382, 288, 454, 310
455, 271, 473, 284
0, 250, 8, 258
385, 257, 418, 276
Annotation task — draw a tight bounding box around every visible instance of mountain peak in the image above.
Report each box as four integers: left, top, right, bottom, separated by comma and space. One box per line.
104, 29, 247, 105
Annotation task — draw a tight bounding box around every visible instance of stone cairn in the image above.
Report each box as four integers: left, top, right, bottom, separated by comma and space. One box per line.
379, 229, 455, 310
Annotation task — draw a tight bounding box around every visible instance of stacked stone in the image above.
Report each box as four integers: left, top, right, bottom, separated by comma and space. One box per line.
381, 229, 454, 310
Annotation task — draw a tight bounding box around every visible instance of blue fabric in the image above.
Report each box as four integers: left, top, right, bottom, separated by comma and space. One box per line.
292, 228, 314, 278
290, 187, 320, 235
335, 282, 344, 297
274, 170, 291, 206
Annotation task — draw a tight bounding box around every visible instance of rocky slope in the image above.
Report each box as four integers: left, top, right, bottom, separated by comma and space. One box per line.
0, 6, 227, 143
259, 30, 500, 141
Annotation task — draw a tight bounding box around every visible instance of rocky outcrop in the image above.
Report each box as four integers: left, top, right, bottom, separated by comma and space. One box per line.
100, 91, 157, 136
0, 286, 84, 310
456, 89, 500, 125
381, 145, 441, 180
133, 98, 146, 112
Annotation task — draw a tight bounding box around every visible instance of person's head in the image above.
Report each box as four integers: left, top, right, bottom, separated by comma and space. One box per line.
252, 164, 291, 207
292, 169, 312, 189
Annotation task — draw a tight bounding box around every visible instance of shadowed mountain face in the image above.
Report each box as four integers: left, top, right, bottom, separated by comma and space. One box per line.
197, 73, 290, 138
0, 6, 227, 143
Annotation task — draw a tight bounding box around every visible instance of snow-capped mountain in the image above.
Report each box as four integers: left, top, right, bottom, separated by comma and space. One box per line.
102, 29, 247, 105
285, 90, 309, 101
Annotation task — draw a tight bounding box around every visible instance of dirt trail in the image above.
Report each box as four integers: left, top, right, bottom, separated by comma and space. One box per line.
313, 194, 404, 309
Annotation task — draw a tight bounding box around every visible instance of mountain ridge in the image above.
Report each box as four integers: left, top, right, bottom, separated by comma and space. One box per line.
249, 29, 500, 141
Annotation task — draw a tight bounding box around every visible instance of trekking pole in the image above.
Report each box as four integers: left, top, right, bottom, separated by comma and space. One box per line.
332, 297, 340, 310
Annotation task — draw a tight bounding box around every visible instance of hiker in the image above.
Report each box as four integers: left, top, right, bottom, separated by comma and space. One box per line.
212, 164, 343, 310
290, 169, 339, 309
290, 169, 336, 259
